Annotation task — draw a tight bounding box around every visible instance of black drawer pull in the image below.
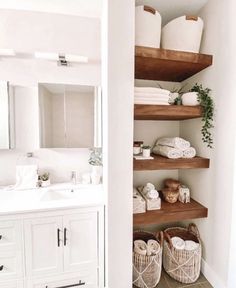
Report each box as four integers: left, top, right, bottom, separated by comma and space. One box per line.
0, 235, 2, 240
57, 229, 61, 247
46, 281, 85, 288
0, 265, 4, 271
64, 228, 67, 246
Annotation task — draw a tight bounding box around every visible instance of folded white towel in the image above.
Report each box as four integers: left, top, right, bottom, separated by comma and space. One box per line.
134, 100, 170, 105
152, 145, 183, 159
134, 92, 170, 99
171, 237, 185, 250
14, 165, 38, 190
134, 240, 147, 255
183, 147, 196, 158
156, 137, 190, 151
135, 87, 170, 95
147, 240, 160, 256
185, 240, 200, 251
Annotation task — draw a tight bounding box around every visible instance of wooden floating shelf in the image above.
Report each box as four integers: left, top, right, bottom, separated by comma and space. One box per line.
134, 154, 210, 171
134, 104, 203, 120
133, 198, 208, 226
135, 46, 213, 82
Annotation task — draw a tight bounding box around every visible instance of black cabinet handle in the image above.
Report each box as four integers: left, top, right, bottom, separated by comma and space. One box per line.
57, 229, 61, 247
0, 235, 2, 240
45, 280, 85, 288
64, 228, 67, 246
0, 265, 4, 271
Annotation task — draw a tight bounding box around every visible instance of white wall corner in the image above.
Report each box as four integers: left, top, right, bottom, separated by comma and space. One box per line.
201, 259, 226, 288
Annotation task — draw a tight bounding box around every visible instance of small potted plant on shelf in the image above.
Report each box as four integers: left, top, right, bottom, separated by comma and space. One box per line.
191, 83, 214, 148
88, 147, 103, 185
142, 145, 151, 158
39, 172, 50, 187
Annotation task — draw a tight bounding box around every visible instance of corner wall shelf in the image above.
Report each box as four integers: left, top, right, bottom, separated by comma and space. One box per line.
134, 104, 203, 120
135, 46, 213, 82
133, 155, 210, 171
133, 198, 208, 226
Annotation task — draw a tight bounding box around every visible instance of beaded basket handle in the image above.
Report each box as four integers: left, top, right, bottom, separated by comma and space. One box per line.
155, 231, 164, 247
188, 223, 200, 239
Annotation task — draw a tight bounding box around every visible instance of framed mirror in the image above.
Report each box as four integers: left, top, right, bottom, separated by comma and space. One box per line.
39, 83, 102, 148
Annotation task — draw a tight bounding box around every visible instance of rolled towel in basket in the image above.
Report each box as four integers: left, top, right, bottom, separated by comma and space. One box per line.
185, 240, 200, 251
147, 240, 160, 256
183, 147, 196, 158
171, 237, 185, 250
134, 240, 147, 255
156, 137, 190, 150
153, 145, 183, 159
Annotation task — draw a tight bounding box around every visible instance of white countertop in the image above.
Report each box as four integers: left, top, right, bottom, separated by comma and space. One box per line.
0, 183, 105, 215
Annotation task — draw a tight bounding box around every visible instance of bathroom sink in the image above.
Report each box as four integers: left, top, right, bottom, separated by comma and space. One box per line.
40, 189, 76, 201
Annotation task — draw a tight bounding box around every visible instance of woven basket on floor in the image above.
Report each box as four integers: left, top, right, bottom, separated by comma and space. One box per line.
163, 224, 201, 284
133, 231, 163, 288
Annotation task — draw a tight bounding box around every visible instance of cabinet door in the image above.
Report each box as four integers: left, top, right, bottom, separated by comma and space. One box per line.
0, 280, 24, 288
63, 212, 98, 273
24, 217, 63, 277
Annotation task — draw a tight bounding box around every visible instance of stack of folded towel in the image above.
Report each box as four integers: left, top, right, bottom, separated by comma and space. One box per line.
152, 137, 196, 159
171, 237, 200, 251
134, 87, 171, 105
134, 239, 160, 256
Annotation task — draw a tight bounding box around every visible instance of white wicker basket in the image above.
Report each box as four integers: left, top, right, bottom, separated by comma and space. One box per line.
161, 16, 204, 53
135, 5, 162, 48
163, 224, 202, 284
133, 231, 163, 288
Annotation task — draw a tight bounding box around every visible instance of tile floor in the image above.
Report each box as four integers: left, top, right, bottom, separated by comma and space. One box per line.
134, 271, 213, 288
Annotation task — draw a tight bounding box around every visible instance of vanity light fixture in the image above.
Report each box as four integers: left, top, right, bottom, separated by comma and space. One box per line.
0, 48, 16, 56
34, 51, 88, 66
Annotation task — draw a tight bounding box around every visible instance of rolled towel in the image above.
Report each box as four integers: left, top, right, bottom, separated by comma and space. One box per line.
152, 145, 183, 159
146, 189, 159, 199
142, 182, 155, 193
135, 87, 170, 95
171, 237, 185, 250
134, 240, 147, 255
156, 137, 190, 151
183, 147, 196, 158
185, 240, 200, 251
147, 240, 160, 256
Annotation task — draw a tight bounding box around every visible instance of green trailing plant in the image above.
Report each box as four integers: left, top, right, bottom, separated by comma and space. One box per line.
190, 83, 214, 148
89, 147, 103, 166
39, 172, 50, 181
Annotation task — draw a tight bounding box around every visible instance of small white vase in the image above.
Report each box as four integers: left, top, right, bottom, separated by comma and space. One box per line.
142, 149, 151, 158
41, 179, 51, 187
182, 92, 199, 106
91, 165, 102, 185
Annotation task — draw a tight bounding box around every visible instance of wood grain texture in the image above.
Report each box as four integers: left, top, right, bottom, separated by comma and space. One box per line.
134, 104, 203, 120
135, 46, 213, 82
133, 155, 210, 170
133, 198, 208, 226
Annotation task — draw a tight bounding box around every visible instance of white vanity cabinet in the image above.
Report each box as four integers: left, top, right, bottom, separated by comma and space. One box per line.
0, 206, 104, 288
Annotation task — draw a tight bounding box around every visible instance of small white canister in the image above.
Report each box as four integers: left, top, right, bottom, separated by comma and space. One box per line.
135, 5, 162, 48
182, 92, 199, 106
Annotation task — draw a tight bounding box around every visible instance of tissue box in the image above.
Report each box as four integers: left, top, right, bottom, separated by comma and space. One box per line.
133, 188, 146, 214
138, 187, 161, 211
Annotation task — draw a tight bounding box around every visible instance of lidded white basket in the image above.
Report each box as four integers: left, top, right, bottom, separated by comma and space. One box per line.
161, 16, 204, 53
135, 5, 162, 48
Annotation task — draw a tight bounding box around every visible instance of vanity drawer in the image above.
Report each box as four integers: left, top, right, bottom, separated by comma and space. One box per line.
0, 279, 24, 288
0, 221, 23, 251
0, 250, 23, 281
28, 269, 97, 288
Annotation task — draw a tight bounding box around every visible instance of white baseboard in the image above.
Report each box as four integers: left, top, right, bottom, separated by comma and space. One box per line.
201, 259, 226, 288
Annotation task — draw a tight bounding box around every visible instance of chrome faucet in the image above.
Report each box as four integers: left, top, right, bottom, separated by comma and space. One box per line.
71, 171, 77, 185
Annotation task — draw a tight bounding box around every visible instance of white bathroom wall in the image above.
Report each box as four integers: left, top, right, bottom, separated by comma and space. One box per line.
179, 0, 236, 286
0, 9, 101, 186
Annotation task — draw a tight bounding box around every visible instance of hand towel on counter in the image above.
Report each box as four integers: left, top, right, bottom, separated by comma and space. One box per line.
171, 237, 185, 250
183, 147, 196, 158
14, 165, 38, 190
156, 137, 190, 150
152, 145, 183, 159
135, 87, 170, 95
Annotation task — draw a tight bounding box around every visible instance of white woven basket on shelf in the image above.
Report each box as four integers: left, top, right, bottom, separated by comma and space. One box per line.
133, 231, 163, 288
163, 224, 202, 284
